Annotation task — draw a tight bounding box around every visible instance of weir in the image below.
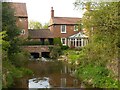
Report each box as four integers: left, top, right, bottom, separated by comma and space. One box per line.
22, 45, 53, 58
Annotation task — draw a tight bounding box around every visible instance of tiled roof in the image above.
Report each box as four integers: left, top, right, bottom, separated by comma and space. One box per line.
49, 17, 81, 25
10, 2, 28, 17
29, 29, 54, 39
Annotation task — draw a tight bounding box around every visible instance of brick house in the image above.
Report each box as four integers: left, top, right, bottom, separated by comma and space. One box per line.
10, 2, 28, 39
9, 3, 88, 48
49, 7, 88, 47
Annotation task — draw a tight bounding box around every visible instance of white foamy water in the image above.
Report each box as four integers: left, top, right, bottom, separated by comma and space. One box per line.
29, 77, 51, 89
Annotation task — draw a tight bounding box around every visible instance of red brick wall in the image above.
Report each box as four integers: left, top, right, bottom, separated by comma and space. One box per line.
50, 24, 79, 38
16, 17, 28, 39
22, 45, 50, 53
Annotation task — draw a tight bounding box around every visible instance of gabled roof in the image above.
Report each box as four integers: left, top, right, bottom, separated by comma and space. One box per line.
69, 32, 88, 39
10, 2, 28, 17
49, 17, 81, 25
29, 29, 54, 39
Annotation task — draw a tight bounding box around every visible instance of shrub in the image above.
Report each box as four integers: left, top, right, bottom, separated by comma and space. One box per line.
61, 45, 69, 50
44, 39, 49, 45
75, 47, 82, 51
53, 37, 62, 46
9, 51, 30, 67
75, 64, 118, 88
49, 46, 62, 59
22, 41, 42, 45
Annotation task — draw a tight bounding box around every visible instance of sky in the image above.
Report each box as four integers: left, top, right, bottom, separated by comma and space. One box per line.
7, 0, 84, 25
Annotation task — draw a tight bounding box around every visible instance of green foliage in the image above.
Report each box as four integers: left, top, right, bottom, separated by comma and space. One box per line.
49, 46, 62, 59
22, 40, 51, 45
2, 2, 22, 56
28, 20, 42, 29
2, 3, 20, 41
76, 64, 118, 88
28, 20, 49, 29
2, 60, 33, 88
64, 50, 80, 63
53, 37, 62, 46
61, 45, 69, 50
43, 23, 49, 29
72, 1, 119, 88
44, 39, 50, 45
9, 52, 30, 67
2, 3, 32, 88
22, 40, 42, 45
0, 31, 10, 51
19, 68, 33, 76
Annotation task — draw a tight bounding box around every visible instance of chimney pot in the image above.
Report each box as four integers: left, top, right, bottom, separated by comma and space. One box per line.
51, 7, 54, 18
51, 7, 53, 10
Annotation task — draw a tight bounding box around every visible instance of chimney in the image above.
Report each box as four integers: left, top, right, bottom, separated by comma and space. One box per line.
51, 7, 54, 18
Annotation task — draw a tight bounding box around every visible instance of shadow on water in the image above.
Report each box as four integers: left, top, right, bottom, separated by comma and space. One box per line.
13, 58, 84, 89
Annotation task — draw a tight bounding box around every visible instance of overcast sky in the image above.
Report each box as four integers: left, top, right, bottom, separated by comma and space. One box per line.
7, 0, 84, 25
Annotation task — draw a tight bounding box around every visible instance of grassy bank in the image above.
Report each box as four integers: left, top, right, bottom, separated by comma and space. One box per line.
63, 49, 118, 88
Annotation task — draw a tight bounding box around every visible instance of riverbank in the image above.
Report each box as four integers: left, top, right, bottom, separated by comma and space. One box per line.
60, 49, 118, 88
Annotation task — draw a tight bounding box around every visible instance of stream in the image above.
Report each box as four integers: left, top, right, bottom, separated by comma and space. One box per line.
13, 59, 84, 89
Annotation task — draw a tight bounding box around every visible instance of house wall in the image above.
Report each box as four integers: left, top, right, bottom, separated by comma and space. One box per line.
49, 24, 79, 46
22, 45, 50, 57
50, 24, 79, 38
16, 17, 28, 39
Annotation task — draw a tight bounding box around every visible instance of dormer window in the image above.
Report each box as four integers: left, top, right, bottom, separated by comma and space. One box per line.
74, 25, 78, 31
61, 25, 66, 33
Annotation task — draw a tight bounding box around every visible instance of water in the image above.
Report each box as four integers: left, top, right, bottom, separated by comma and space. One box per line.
29, 77, 51, 88
14, 60, 82, 89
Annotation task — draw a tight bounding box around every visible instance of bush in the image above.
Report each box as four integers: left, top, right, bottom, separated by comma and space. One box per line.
22, 41, 42, 45
19, 68, 33, 76
75, 64, 118, 88
9, 51, 30, 67
61, 45, 69, 50
44, 40, 49, 45
2, 59, 33, 88
75, 47, 82, 51
53, 37, 62, 46
49, 46, 62, 59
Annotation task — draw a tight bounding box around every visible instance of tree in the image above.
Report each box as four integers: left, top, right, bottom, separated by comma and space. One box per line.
2, 2, 21, 56
2, 2, 32, 88
28, 20, 42, 29
74, 1, 119, 88
2, 3, 20, 41
43, 23, 49, 29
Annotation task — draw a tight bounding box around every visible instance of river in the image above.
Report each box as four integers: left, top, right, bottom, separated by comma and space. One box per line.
13, 59, 84, 89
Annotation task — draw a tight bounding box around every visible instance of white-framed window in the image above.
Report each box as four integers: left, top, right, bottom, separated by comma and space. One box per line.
74, 25, 78, 31
61, 25, 66, 33
21, 29, 25, 35
61, 38, 66, 45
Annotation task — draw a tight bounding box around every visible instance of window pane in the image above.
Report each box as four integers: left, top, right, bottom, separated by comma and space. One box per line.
61, 25, 66, 33
62, 38, 65, 44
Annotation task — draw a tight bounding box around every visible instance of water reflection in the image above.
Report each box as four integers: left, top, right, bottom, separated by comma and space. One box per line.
14, 60, 82, 89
